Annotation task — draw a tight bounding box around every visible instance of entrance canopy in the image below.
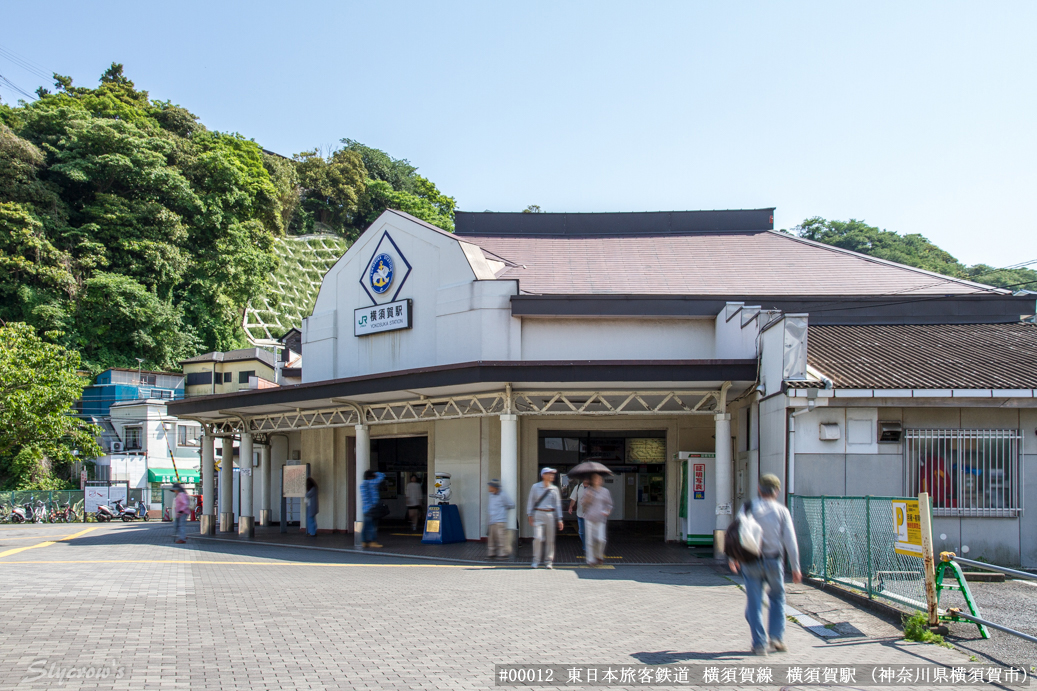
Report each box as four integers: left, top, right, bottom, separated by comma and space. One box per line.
167, 359, 756, 434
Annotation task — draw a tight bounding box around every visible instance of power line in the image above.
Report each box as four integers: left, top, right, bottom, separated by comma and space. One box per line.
0, 71, 36, 101
0, 44, 51, 81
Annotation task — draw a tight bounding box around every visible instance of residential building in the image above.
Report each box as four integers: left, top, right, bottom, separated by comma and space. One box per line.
94, 399, 203, 512
79, 368, 184, 418
182, 348, 277, 397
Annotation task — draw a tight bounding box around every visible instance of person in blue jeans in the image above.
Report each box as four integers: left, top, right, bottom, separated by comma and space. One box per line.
729, 474, 801, 656
305, 477, 319, 536
361, 469, 385, 548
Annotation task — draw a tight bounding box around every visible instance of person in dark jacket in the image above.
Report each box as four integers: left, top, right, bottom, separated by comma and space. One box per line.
305, 477, 319, 536
361, 469, 385, 548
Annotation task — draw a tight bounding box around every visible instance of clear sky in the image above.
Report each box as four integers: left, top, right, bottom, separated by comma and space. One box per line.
2, 1, 1034, 267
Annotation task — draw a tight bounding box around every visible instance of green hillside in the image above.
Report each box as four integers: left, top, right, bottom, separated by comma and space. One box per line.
0, 64, 455, 372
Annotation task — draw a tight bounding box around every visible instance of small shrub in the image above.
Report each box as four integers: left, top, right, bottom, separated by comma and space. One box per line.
902, 611, 950, 647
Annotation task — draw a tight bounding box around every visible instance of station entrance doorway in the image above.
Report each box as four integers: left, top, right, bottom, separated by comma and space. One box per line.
537, 430, 667, 540
370, 436, 428, 529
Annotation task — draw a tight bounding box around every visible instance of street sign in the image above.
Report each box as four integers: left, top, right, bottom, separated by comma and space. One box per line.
892, 498, 923, 557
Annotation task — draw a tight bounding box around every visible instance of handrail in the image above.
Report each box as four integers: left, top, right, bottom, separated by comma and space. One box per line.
945, 608, 1037, 645
942, 552, 1037, 582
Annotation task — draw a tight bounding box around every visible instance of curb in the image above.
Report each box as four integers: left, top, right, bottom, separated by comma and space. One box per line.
189, 535, 711, 568
801, 576, 910, 626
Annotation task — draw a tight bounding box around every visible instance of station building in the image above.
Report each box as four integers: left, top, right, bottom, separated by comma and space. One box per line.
168, 209, 1037, 566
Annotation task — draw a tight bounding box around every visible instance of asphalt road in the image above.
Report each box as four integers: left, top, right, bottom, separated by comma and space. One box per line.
940, 578, 1037, 674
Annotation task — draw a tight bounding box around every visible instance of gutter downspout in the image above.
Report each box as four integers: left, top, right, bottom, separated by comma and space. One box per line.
787, 399, 816, 496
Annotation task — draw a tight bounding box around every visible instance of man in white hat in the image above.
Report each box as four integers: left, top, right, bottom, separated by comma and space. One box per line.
526, 467, 563, 569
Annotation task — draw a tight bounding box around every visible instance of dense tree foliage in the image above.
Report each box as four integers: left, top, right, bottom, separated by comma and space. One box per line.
795, 217, 1037, 290
0, 65, 457, 371
0, 322, 100, 489
288, 139, 456, 237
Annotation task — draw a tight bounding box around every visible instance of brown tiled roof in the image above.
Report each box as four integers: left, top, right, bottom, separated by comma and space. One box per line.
461, 231, 1001, 297
805, 323, 1037, 389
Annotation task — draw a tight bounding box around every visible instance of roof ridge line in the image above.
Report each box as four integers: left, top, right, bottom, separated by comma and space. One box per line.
766, 230, 1010, 296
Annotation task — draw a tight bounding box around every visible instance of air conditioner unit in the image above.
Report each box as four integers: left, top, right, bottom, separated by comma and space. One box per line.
111, 441, 124, 453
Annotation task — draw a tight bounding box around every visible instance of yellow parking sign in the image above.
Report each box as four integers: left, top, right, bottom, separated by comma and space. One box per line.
892, 499, 923, 557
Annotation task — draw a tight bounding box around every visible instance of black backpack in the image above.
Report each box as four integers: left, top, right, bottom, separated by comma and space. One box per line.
722, 501, 759, 564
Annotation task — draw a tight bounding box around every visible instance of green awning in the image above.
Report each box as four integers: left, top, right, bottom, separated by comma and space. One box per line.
148, 468, 201, 484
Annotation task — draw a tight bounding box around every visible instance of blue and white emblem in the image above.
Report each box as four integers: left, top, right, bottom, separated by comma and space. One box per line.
369, 253, 394, 294
359, 231, 412, 304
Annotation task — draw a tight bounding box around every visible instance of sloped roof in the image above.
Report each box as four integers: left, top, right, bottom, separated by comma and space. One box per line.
458, 231, 1004, 297
804, 322, 1037, 389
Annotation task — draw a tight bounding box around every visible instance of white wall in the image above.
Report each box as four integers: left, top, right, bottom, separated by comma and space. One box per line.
433, 417, 484, 539
521, 318, 715, 361
303, 213, 520, 382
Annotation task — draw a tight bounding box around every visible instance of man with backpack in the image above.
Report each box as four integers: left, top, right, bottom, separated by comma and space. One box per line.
727, 473, 801, 656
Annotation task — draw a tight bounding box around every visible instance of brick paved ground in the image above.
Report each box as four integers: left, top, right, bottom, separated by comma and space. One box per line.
0, 522, 1010, 690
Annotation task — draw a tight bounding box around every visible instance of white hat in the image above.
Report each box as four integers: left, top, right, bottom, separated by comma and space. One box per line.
540, 467, 557, 476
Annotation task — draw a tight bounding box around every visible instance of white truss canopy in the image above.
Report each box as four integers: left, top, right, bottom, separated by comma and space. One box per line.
202, 388, 724, 435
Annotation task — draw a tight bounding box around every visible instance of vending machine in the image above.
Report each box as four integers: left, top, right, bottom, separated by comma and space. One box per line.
679, 452, 715, 547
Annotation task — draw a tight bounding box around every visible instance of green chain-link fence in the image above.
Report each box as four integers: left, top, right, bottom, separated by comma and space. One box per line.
789, 495, 928, 612
0, 490, 86, 522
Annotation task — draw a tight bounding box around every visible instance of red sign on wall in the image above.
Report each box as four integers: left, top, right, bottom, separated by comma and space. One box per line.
693, 463, 705, 500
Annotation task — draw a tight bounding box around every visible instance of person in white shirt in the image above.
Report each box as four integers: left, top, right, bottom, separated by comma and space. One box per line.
405, 475, 423, 531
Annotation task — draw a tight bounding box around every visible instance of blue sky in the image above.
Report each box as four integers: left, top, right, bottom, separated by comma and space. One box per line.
2, 1, 1034, 267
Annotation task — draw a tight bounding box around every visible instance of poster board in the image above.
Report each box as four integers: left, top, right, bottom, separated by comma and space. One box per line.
85, 484, 128, 512
892, 498, 923, 557
282, 463, 310, 498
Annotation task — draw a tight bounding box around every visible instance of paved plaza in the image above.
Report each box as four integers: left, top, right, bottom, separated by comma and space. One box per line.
0, 522, 1019, 690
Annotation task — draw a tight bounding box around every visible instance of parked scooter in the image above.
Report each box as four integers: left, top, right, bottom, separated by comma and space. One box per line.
95, 502, 116, 522
8, 502, 32, 523
32, 499, 48, 523
116, 499, 150, 522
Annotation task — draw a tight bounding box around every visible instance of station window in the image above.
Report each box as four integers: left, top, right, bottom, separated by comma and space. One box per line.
238, 370, 255, 384
905, 429, 1021, 516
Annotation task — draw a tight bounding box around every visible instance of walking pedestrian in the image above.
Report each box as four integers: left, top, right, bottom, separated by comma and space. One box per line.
728, 473, 801, 656
486, 479, 515, 558
567, 478, 590, 548
172, 483, 188, 544
581, 474, 612, 565
361, 469, 385, 548
405, 475, 423, 531
305, 477, 319, 536
526, 467, 563, 569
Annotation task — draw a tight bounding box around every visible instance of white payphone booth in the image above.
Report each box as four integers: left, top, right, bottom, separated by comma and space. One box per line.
679, 452, 715, 547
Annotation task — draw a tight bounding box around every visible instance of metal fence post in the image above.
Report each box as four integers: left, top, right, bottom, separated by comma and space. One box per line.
866, 496, 872, 598
821, 495, 828, 583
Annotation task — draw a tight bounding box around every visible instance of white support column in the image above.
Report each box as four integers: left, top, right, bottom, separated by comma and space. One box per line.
714, 412, 733, 558
354, 424, 370, 546
219, 437, 234, 532
500, 414, 519, 532
239, 431, 254, 538
259, 443, 271, 526
201, 432, 215, 535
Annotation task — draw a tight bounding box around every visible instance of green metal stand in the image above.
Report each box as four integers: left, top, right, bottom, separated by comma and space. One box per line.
935, 557, 990, 639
